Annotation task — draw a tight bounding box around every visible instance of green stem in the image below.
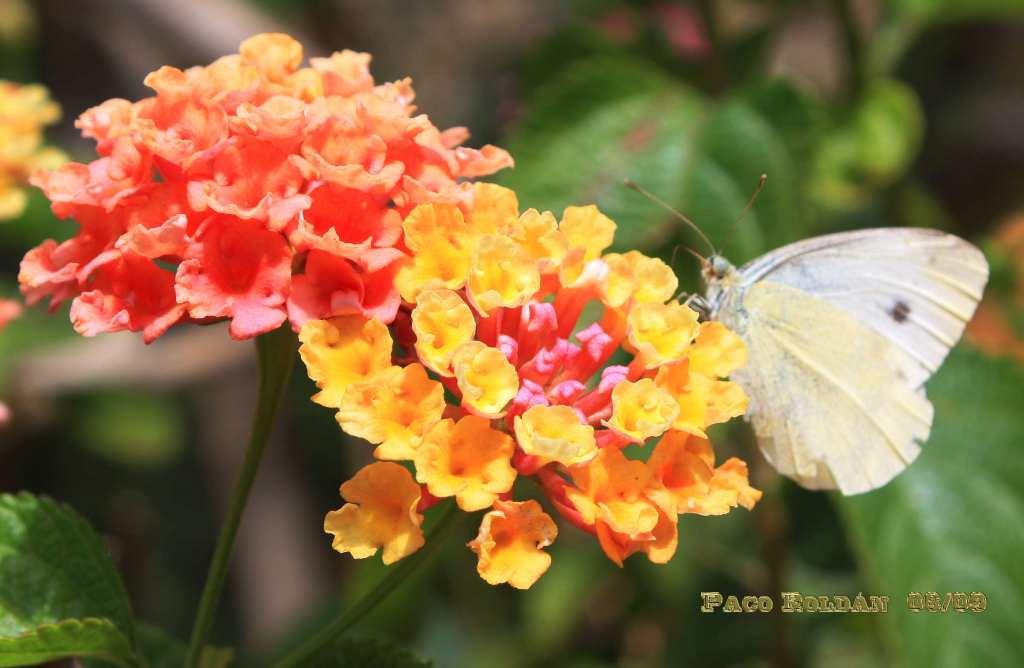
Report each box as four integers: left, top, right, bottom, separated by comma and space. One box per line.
272, 502, 461, 668
185, 325, 297, 667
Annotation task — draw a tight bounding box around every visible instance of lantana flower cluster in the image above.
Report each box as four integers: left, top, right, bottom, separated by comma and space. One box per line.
301, 183, 761, 589
19, 33, 511, 342
0, 80, 65, 220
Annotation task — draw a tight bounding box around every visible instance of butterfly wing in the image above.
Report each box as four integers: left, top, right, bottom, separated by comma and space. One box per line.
733, 227, 989, 387
720, 281, 934, 494
713, 228, 988, 494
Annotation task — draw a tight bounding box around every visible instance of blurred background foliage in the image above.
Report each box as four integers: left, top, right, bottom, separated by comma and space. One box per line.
2, 0, 1024, 666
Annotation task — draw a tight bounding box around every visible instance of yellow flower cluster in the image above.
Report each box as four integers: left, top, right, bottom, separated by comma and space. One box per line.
0, 81, 65, 219
301, 183, 760, 588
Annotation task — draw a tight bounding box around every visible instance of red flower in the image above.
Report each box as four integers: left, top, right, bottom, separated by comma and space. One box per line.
20, 33, 512, 342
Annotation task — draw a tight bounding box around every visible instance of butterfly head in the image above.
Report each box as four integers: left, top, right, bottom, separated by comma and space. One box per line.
703, 254, 736, 283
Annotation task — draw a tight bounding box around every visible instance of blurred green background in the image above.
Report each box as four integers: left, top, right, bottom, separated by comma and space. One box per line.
2, 1, 1024, 666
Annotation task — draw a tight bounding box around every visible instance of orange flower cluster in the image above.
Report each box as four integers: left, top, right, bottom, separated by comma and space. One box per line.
304, 183, 761, 588
0, 80, 65, 220
19, 33, 511, 342
966, 214, 1024, 362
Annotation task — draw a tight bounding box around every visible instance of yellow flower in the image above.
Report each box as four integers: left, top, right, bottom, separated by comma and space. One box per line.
559, 205, 615, 262
452, 341, 519, 418
467, 499, 557, 589
601, 251, 678, 308
467, 234, 541, 315
698, 458, 763, 515
653, 360, 708, 436
411, 288, 476, 376
509, 208, 565, 271
604, 378, 679, 442
556, 205, 616, 287
414, 415, 517, 511
467, 182, 519, 234
336, 363, 445, 460
626, 301, 700, 369
239, 32, 304, 82
513, 404, 597, 466
687, 321, 748, 377
323, 462, 424, 564
395, 203, 475, 301
299, 316, 393, 408
691, 374, 748, 427
0, 80, 66, 220
653, 360, 748, 436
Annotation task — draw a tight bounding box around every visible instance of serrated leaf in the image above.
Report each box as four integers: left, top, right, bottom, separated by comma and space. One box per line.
836, 346, 1024, 667
0, 617, 133, 667
0, 493, 136, 666
309, 636, 431, 668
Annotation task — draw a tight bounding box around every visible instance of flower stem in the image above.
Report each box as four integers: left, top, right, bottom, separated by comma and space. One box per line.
272, 502, 461, 668
185, 324, 297, 667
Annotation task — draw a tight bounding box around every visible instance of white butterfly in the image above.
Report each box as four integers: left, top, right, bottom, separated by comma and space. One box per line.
697, 228, 989, 495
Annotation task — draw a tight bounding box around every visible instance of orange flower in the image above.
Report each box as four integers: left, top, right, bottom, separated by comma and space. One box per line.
451, 341, 519, 418
604, 378, 679, 442
324, 462, 424, 564
298, 315, 393, 408
468, 500, 557, 589
565, 447, 673, 566
513, 405, 597, 466
21, 33, 511, 341
336, 363, 445, 460
647, 430, 762, 516
414, 415, 517, 511
626, 301, 701, 369
966, 214, 1024, 362
410, 288, 476, 376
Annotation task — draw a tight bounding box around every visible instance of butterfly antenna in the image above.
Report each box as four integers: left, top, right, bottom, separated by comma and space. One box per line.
667, 244, 707, 301
723, 174, 767, 252
624, 179, 715, 257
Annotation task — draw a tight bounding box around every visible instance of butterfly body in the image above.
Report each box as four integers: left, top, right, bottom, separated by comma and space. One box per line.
701, 228, 989, 495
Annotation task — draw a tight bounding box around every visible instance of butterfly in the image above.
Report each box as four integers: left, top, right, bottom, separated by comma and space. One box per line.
695, 228, 989, 495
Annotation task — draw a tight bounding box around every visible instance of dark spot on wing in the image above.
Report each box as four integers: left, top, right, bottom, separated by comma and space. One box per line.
890, 300, 911, 323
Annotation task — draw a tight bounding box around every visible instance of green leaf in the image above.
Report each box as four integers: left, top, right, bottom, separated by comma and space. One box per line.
837, 346, 1024, 667
0, 618, 133, 667
499, 56, 704, 252
811, 80, 923, 211
308, 636, 432, 668
499, 56, 819, 262
0, 493, 136, 666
